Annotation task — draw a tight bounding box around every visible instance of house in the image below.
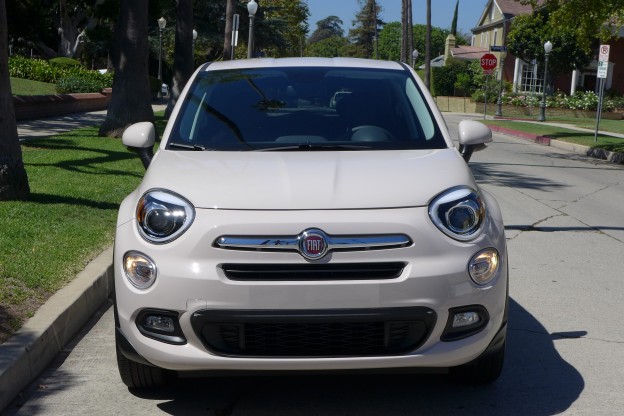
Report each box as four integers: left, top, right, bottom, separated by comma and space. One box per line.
455, 0, 623, 95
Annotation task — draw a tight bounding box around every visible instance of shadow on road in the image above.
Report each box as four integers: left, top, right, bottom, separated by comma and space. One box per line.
127, 298, 584, 416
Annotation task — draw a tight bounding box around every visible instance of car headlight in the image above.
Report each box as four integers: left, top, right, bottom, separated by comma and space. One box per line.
136, 190, 195, 244
429, 187, 485, 241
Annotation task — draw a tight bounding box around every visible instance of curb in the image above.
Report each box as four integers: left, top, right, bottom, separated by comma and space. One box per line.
487, 125, 624, 165
0, 247, 114, 412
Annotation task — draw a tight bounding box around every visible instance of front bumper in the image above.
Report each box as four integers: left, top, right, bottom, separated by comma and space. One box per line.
114, 205, 508, 371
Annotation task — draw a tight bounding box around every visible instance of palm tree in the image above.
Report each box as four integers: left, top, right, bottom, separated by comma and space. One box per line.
99, 0, 154, 138
165, 0, 194, 118
0, 0, 29, 200
424, 0, 431, 89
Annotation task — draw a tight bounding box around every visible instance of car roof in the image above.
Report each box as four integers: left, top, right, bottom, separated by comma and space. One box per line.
201, 57, 408, 72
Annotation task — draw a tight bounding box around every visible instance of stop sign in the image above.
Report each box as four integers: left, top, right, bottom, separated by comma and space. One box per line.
480, 53, 498, 73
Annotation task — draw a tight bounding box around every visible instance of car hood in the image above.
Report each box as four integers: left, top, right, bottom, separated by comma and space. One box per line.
139, 149, 476, 210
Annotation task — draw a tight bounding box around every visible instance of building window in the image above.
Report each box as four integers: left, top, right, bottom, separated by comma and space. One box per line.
493, 29, 498, 46
519, 61, 544, 93
471, 35, 475, 46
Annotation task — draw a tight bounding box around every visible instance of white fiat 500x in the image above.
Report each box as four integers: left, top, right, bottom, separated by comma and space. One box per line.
115, 57, 508, 388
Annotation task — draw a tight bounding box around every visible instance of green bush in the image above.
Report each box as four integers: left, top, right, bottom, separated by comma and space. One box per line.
49, 57, 82, 69
56, 71, 113, 94
8, 56, 58, 83
432, 59, 474, 97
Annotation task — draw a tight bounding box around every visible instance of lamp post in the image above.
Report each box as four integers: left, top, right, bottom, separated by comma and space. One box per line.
157, 17, 167, 99
247, 0, 258, 59
538, 40, 553, 122
495, 19, 508, 117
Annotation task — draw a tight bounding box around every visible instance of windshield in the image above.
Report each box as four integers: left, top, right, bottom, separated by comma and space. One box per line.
167, 66, 446, 151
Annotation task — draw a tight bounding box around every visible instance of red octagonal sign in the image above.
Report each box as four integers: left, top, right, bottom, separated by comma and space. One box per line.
480, 53, 498, 73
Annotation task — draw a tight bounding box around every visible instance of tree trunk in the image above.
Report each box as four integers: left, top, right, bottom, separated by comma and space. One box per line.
424, 0, 431, 89
99, 0, 153, 138
223, 0, 235, 60
0, 0, 29, 200
165, 0, 194, 118
401, 0, 407, 62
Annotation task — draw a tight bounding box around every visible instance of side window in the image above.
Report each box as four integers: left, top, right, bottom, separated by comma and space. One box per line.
405, 79, 435, 141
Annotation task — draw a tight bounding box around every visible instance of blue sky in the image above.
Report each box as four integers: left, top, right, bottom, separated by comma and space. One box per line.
305, 0, 488, 36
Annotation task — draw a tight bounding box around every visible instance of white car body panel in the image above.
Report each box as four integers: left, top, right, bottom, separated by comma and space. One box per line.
114, 57, 508, 379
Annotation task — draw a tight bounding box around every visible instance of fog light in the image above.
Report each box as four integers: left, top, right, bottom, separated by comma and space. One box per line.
441, 305, 489, 341
452, 311, 481, 328
143, 315, 175, 333
123, 251, 156, 289
468, 248, 499, 286
136, 309, 186, 345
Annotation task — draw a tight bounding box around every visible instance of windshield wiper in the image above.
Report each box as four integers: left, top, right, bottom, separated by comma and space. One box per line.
251, 143, 372, 152
168, 141, 210, 151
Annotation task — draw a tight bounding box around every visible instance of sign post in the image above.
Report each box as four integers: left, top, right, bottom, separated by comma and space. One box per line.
480, 53, 498, 120
594, 45, 610, 142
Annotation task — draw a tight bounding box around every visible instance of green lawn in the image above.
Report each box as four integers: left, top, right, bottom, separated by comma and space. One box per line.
483, 120, 624, 153
540, 117, 624, 134
0, 116, 166, 342
10, 77, 57, 95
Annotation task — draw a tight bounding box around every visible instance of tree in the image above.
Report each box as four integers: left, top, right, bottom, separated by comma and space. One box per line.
99, 0, 153, 138
424, 0, 431, 89
522, 0, 624, 51
378, 23, 462, 67
305, 35, 348, 57
308, 16, 344, 44
252, 0, 309, 57
451, 0, 459, 37
223, 0, 236, 60
164, 0, 194, 118
506, 10, 592, 77
0, 0, 30, 200
349, 0, 383, 59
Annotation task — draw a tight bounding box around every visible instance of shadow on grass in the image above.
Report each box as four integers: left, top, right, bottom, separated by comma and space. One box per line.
27, 192, 121, 210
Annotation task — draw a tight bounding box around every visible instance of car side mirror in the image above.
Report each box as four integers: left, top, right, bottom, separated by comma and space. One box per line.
457, 120, 493, 163
122, 122, 156, 169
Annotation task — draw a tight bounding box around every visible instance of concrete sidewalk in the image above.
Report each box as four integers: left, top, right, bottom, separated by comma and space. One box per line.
17, 104, 167, 140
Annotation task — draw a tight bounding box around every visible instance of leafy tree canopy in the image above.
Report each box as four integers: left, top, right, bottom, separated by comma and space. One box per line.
522, 0, 624, 51
378, 22, 466, 65
348, 0, 383, 59
309, 16, 344, 44
506, 10, 592, 76
305, 36, 348, 57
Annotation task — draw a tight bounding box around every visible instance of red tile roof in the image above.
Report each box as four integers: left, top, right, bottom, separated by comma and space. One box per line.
496, 0, 544, 16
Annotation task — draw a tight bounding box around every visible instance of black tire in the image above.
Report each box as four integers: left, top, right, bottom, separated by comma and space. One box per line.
449, 340, 505, 384
115, 339, 172, 388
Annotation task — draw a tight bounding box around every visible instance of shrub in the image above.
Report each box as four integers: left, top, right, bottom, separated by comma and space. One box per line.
56, 71, 113, 94
432, 59, 473, 97
8, 56, 58, 83
49, 57, 82, 69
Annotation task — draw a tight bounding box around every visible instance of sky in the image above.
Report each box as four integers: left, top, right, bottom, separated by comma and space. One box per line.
304, 0, 488, 36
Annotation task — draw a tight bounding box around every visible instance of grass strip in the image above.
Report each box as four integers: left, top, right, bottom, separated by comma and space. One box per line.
483, 120, 624, 153
0, 117, 165, 342
10, 77, 57, 96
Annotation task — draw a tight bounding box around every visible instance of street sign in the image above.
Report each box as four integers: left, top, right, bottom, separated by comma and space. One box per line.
598, 45, 610, 79
480, 53, 498, 74
490, 45, 507, 53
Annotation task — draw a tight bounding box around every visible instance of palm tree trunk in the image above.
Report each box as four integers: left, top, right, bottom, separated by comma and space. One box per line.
424, 0, 431, 89
0, 0, 30, 200
165, 0, 194, 118
99, 0, 153, 137
223, 0, 235, 60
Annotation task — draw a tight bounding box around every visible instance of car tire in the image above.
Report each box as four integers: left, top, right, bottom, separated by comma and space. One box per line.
115, 339, 172, 388
449, 340, 505, 384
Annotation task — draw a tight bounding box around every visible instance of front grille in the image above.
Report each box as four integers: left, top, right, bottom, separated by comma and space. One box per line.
191, 308, 436, 358
221, 262, 406, 281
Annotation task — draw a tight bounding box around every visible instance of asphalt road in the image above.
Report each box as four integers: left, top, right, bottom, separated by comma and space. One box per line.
6, 114, 624, 415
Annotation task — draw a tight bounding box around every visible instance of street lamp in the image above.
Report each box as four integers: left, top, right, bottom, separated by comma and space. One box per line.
412, 49, 419, 69
538, 40, 553, 122
247, 0, 258, 59
192, 29, 198, 47
157, 17, 167, 99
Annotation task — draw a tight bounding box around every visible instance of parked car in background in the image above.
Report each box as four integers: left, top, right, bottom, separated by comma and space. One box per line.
115, 57, 508, 388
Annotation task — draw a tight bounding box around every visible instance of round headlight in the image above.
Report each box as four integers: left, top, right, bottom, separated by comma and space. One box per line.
124, 251, 157, 289
136, 190, 195, 244
429, 187, 485, 241
468, 248, 500, 285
